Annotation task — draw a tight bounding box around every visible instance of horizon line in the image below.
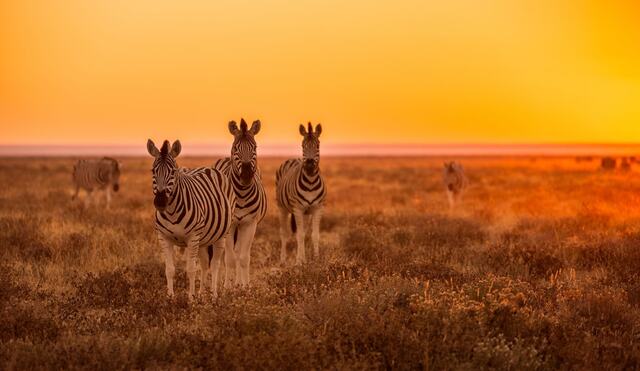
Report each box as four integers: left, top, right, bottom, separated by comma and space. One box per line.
2, 142, 640, 157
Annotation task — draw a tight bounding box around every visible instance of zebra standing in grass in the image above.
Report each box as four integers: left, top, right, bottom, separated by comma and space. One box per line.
147, 139, 235, 299
72, 157, 121, 208
443, 161, 468, 209
276, 122, 327, 265
213, 119, 267, 287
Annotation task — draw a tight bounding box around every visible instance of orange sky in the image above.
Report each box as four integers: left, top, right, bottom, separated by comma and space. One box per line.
1, 0, 639, 146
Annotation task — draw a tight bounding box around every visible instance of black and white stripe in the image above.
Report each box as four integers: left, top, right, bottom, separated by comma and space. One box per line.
276, 122, 326, 265
213, 118, 267, 286
71, 157, 121, 208
147, 139, 235, 299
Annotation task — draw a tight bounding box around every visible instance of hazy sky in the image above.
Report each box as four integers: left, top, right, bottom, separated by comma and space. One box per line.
1, 1, 639, 146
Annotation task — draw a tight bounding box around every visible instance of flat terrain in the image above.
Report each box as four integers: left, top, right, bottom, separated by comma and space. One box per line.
2, 156, 640, 370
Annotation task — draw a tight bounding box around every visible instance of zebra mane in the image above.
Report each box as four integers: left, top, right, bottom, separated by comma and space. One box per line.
240, 118, 248, 133
102, 157, 120, 171
160, 140, 170, 156
302, 122, 320, 140
232, 119, 257, 147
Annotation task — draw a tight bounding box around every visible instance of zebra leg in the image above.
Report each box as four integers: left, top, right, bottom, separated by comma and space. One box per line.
185, 239, 200, 301
197, 246, 209, 295
94, 190, 102, 207
210, 238, 226, 297
293, 210, 306, 265
224, 224, 237, 289
237, 221, 257, 286
447, 190, 454, 210
311, 208, 323, 259
105, 188, 112, 209
159, 235, 176, 297
278, 208, 289, 265
84, 190, 92, 208
71, 186, 79, 201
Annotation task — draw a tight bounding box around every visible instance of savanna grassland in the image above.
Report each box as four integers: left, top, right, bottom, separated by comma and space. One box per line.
2, 156, 640, 370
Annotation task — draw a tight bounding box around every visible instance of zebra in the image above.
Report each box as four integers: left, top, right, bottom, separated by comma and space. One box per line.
147, 139, 236, 299
72, 157, 121, 208
213, 119, 267, 287
443, 161, 468, 209
276, 122, 327, 265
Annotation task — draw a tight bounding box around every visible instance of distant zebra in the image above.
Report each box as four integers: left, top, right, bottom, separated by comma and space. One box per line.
72, 157, 121, 208
276, 122, 327, 265
213, 119, 267, 287
443, 161, 468, 209
147, 139, 235, 299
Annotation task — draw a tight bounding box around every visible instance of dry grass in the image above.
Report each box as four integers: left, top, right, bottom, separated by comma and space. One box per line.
1, 156, 640, 370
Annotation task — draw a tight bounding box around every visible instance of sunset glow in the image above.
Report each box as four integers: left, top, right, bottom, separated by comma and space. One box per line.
1, 1, 639, 148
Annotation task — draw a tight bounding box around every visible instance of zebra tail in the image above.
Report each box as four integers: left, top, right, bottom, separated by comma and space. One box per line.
233, 228, 238, 245
290, 214, 297, 233
207, 245, 213, 263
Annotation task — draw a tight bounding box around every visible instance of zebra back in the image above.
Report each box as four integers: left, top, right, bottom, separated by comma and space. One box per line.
72, 158, 120, 191
155, 166, 235, 248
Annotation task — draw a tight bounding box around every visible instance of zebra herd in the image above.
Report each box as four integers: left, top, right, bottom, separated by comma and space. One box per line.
73, 120, 326, 299
72, 121, 467, 299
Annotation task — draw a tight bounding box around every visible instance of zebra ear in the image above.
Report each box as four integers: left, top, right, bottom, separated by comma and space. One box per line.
228, 121, 240, 136
249, 120, 261, 135
299, 124, 307, 136
170, 140, 182, 158
147, 139, 160, 157
314, 124, 322, 137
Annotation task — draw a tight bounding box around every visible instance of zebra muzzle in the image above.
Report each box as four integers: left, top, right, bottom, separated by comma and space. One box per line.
240, 163, 254, 183
303, 159, 316, 174
154, 191, 168, 210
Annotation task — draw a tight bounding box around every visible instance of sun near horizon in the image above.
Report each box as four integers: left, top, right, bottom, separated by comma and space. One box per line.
1, 1, 640, 150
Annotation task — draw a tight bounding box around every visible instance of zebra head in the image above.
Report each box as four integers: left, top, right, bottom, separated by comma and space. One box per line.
228, 118, 260, 185
147, 139, 181, 212
299, 122, 322, 175
102, 157, 121, 192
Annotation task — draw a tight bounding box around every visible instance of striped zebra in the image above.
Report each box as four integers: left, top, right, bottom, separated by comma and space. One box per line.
443, 161, 468, 209
72, 157, 121, 208
276, 122, 327, 265
147, 139, 236, 299
213, 119, 267, 287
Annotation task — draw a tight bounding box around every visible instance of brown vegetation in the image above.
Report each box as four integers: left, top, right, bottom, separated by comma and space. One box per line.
1, 157, 640, 370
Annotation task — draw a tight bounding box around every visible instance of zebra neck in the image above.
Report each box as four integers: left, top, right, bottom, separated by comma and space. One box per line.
231, 167, 254, 191
299, 168, 321, 185
163, 173, 182, 216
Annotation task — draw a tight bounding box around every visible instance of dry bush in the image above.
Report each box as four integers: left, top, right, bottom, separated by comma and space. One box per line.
2, 157, 640, 369
0, 216, 52, 262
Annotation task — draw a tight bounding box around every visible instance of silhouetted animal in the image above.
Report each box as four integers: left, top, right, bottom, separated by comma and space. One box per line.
601, 157, 616, 170
443, 161, 468, 209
